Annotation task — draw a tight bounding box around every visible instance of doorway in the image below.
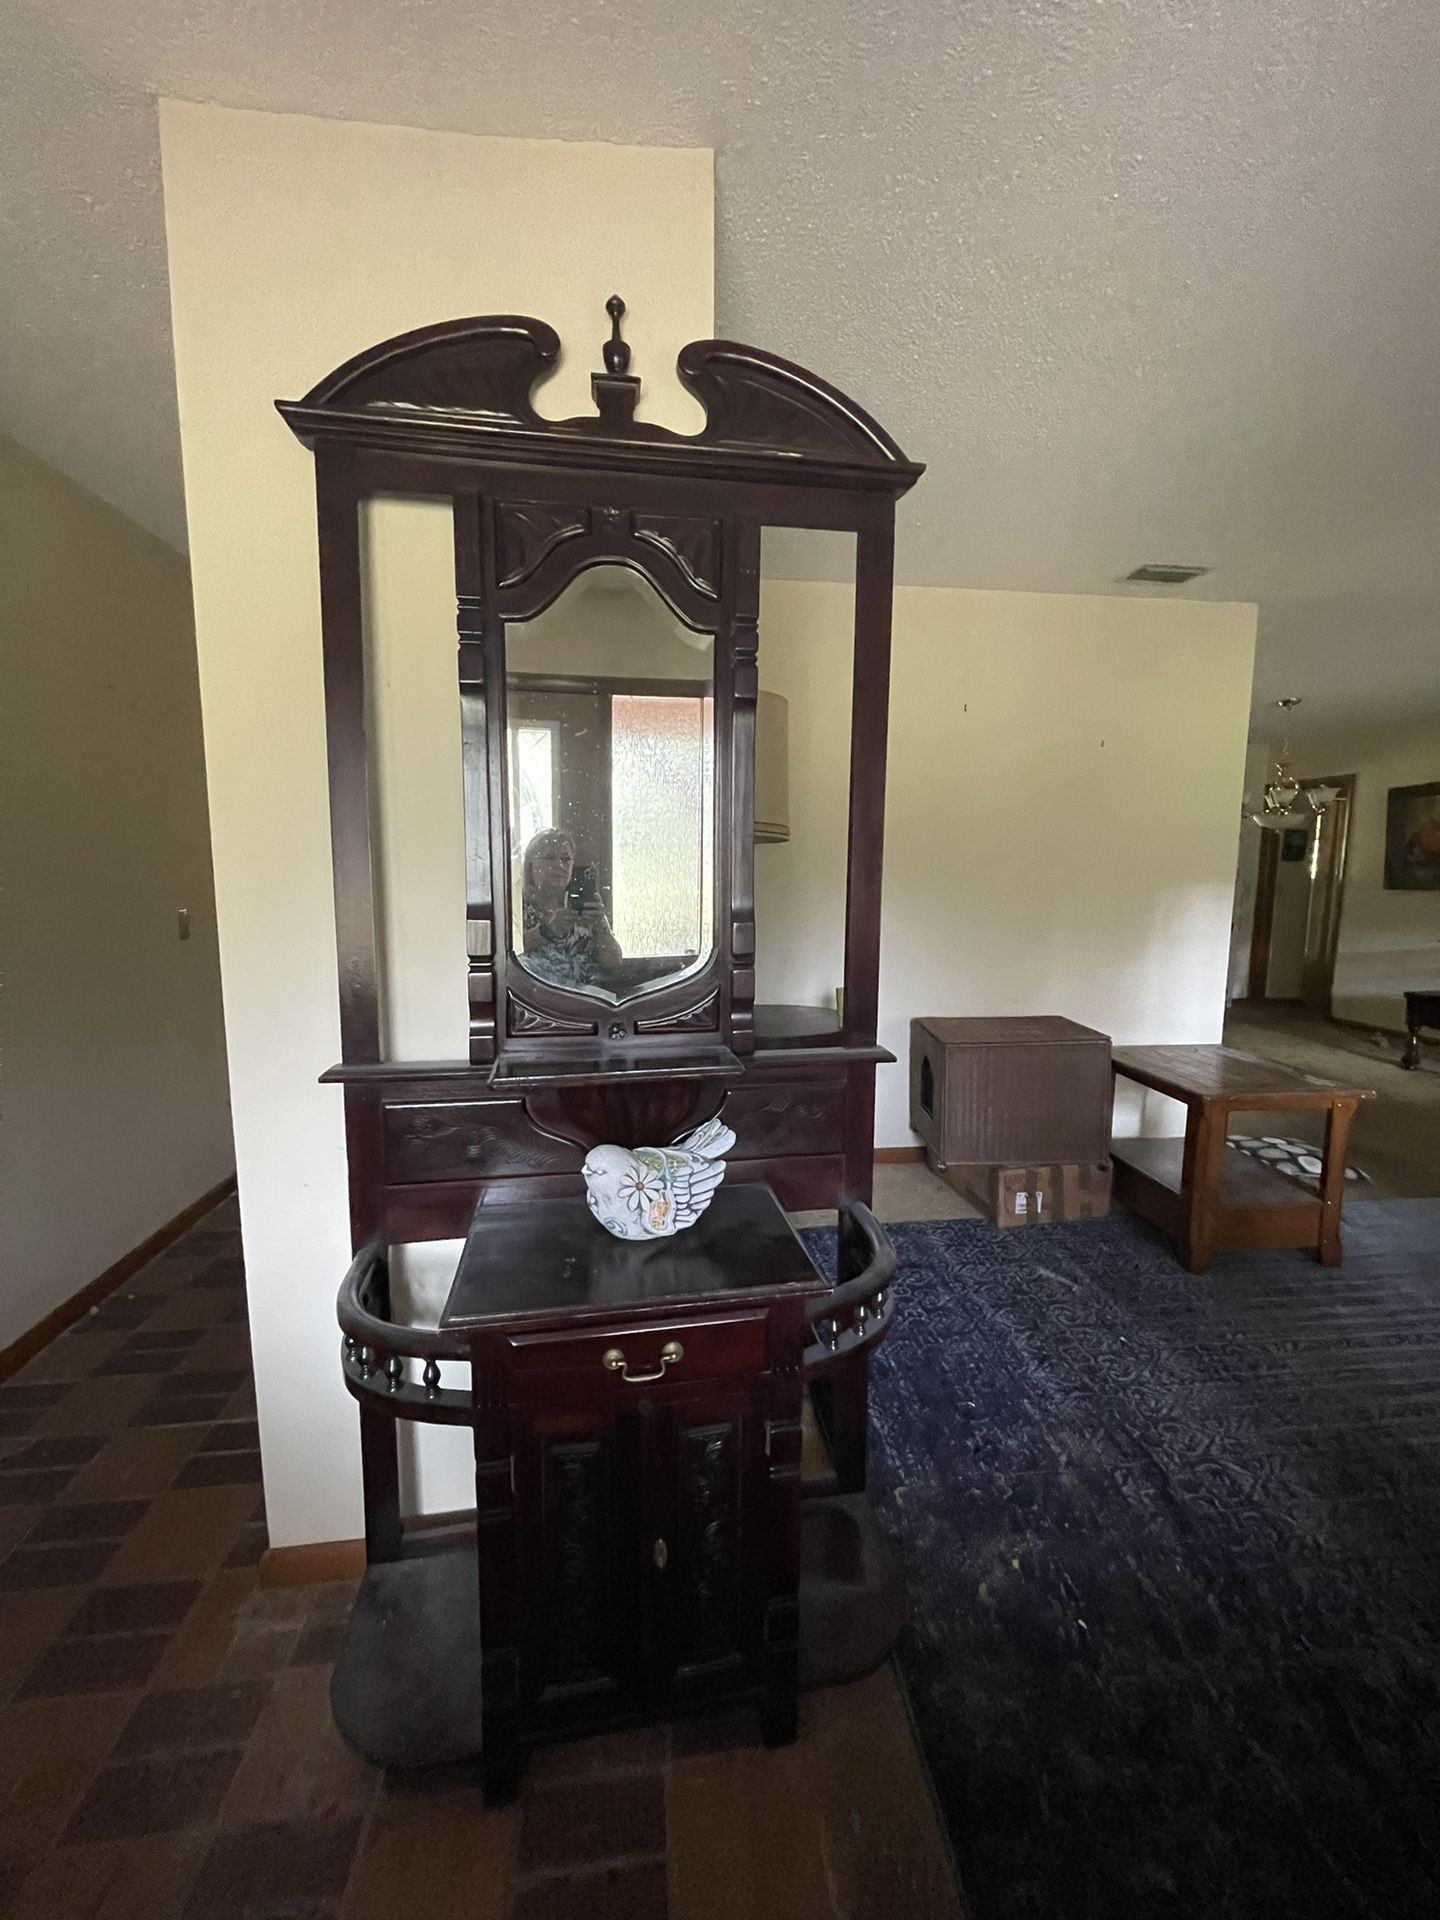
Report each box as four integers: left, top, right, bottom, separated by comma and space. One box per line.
1246, 774, 1355, 1012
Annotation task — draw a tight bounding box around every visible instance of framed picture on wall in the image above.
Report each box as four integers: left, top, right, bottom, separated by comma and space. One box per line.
1383, 780, 1440, 890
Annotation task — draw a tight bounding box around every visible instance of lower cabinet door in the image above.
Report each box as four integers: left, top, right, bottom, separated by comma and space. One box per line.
512, 1405, 644, 1728
647, 1385, 766, 1704
512, 1382, 771, 1732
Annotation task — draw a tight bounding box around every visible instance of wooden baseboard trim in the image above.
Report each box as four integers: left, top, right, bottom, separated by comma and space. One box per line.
259, 1507, 475, 1588
260, 1539, 365, 1587
1232, 1004, 1437, 1055
0, 1173, 238, 1384
1329, 1013, 1438, 1053
875, 1145, 925, 1164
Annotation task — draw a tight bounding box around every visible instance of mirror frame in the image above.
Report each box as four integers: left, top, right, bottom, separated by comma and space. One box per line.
279, 306, 922, 1104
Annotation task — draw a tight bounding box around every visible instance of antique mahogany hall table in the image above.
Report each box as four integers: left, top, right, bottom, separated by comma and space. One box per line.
1109, 1045, 1375, 1273
279, 299, 922, 1798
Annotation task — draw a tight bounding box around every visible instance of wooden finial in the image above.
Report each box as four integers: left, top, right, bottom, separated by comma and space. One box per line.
603, 295, 631, 376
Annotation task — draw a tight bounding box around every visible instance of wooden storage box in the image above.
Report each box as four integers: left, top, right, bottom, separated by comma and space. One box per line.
944, 1159, 1112, 1229
910, 1016, 1112, 1167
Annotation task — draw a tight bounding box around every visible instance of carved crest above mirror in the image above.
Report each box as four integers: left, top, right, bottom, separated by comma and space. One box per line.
494, 502, 721, 629
277, 295, 924, 489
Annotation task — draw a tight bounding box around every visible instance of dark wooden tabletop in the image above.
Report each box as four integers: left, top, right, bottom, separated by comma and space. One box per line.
441, 1182, 825, 1331
1112, 1044, 1375, 1104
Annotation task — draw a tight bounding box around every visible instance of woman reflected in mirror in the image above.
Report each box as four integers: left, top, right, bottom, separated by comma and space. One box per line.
520, 828, 622, 988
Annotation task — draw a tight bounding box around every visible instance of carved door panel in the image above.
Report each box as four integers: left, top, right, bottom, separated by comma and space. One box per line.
512, 1406, 645, 1727
646, 1386, 765, 1704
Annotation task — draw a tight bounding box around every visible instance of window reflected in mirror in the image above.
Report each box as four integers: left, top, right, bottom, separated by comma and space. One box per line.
504, 567, 715, 1004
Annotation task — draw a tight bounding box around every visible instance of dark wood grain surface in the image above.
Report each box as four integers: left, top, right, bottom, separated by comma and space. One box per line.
1113, 1043, 1375, 1104
443, 1184, 822, 1329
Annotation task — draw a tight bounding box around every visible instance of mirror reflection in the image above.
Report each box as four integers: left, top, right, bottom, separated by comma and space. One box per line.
505, 567, 715, 1003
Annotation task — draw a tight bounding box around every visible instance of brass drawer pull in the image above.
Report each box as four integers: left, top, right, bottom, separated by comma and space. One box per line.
602, 1340, 683, 1384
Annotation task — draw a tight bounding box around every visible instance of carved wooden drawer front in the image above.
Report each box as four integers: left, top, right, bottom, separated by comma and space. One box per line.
383, 1100, 582, 1185
504, 1313, 767, 1387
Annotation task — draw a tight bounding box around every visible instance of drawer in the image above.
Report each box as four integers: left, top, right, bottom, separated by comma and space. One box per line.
723, 1080, 845, 1161
383, 1100, 582, 1185
504, 1313, 767, 1387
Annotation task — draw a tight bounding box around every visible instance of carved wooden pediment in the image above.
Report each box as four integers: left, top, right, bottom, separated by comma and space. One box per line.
277, 298, 923, 492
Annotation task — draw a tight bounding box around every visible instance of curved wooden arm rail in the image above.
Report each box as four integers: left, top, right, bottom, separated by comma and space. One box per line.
337, 1242, 474, 1426
801, 1202, 897, 1375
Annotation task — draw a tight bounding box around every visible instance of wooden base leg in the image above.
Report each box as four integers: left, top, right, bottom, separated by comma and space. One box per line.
1317, 1098, 1358, 1266
819, 1210, 877, 1492
359, 1406, 402, 1563
813, 1353, 870, 1494
761, 1689, 799, 1748
1179, 1105, 1226, 1275
481, 1747, 523, 1805
1400, 1025, 1422, 1071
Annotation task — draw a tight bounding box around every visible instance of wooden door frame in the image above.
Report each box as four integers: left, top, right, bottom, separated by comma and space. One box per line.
1245, 774, 1356, 1009
1301, 774, 1356, 1013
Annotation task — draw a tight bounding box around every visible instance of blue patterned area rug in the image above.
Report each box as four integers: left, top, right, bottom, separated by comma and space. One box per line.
803, 1204, 1440, 1920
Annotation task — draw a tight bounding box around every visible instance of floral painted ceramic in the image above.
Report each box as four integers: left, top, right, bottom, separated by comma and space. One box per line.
582, 1119, 737, 1240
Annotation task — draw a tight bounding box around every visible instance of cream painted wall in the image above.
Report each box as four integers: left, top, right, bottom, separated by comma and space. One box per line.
1289, 713, 1440, 1028
0, 433, 231, 1349
160, 101, 713, 1548
754, 583, 1258, 1146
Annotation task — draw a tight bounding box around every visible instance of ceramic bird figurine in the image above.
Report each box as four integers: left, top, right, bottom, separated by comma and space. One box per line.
582, 1119, 737, 1240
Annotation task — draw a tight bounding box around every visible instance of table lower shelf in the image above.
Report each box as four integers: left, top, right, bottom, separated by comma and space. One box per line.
1110, 1133, 1329, 1258
1112, 1134, 1321, 1208
329, 1493, 903, 1773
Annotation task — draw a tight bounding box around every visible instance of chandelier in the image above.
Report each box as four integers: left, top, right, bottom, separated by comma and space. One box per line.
1248, 698, 1339, 831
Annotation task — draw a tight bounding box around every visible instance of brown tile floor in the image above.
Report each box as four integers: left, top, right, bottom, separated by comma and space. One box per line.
0, 1198, 965, 1919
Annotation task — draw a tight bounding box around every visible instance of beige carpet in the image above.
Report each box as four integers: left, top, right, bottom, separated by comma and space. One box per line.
1223, 1003, 1440, 1200
789, 1160, 979, 1230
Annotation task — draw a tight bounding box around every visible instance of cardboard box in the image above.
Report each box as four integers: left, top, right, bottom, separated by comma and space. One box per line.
1059, 1160, 1112, 1221
934, 1157, 1111, 1228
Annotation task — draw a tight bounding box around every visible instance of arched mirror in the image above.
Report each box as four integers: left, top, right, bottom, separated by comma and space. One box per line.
503, 566, 716, 1004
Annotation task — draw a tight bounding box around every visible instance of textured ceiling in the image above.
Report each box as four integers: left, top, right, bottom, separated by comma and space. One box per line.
5, 0, 1440, 735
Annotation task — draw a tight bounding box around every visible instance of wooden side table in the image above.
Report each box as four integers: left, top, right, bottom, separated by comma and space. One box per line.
1110, 1045, 1374, 1274
1401, 990, 1440, 1070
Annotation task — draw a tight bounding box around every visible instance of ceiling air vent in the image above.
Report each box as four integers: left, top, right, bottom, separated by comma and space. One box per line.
1123, 562, 1209, 585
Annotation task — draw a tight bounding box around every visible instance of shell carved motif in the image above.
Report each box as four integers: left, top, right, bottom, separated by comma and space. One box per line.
632, 516, 720, 597
634, 990, 720, 1036
495, 502, 591, 588
508, 995, 597, 1039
